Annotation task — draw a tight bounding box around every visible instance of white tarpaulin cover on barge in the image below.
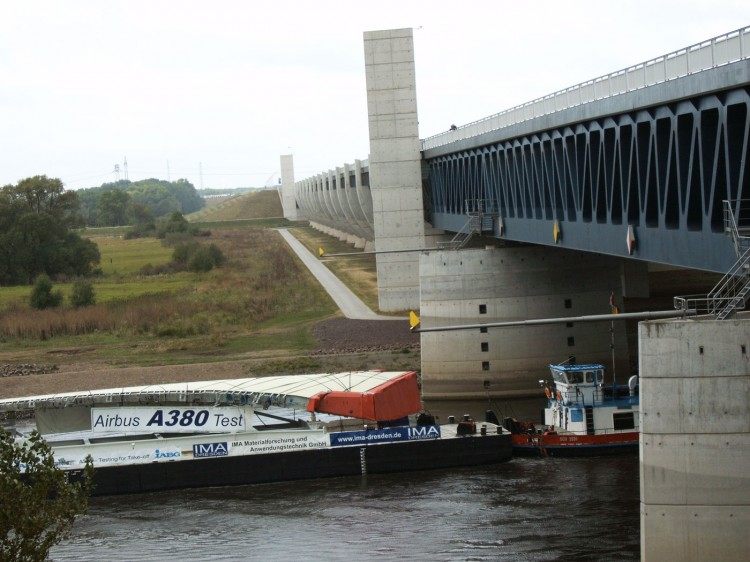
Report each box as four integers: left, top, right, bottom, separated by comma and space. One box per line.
0, 370, 413, 412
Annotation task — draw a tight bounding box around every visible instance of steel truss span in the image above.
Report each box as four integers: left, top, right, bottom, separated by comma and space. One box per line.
426, 89, 750, 272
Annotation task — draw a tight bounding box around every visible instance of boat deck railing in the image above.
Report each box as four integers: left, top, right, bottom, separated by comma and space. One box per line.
555, 387, 638, 408
551, 426, 638, 436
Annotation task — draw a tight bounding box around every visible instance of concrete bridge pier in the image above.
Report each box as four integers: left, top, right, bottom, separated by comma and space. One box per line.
364, 28, 426, 311
419, 245, 646, 398
279, 154, 298, 221
639, 317, 750, 561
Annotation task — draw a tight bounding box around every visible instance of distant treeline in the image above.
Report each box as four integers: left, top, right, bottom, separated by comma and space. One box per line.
77, 178, 204, 226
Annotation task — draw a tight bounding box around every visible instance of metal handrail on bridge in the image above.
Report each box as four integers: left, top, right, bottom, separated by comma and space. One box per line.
675, 199, 750, 319
436, 199, 497, 250
422, 26, 750, 151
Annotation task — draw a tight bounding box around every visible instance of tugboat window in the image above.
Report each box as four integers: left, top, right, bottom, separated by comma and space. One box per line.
613, 412, 635, 430
585, 371, 594, 383
568, 371, 584, 384
597, 370, 603, 382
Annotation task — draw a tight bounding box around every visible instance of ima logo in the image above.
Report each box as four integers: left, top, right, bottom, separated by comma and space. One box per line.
193, 442, 229, 458
407, 426, 441, 440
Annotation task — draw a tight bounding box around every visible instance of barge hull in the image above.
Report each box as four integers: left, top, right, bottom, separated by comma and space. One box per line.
511, 431, 638, 457
81, 434, 512, 496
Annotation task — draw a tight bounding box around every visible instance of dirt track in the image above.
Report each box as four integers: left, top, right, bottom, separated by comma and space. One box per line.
0, 318, 420, 400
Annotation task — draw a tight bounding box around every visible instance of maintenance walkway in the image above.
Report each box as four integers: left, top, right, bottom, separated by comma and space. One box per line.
277, 229, 394, 321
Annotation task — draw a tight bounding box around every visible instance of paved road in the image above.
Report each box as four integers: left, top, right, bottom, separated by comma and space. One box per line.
277, 229, 396, 321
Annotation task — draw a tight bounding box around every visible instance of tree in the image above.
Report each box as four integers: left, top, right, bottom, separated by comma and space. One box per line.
29, 275, 62, 310
0, 428, 93, 560
96, 189, 130, 226
0, 177, 100, 285
70, 280, 95, 308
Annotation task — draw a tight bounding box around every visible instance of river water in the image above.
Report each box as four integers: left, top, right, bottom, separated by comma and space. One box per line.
50, 400, 640, 561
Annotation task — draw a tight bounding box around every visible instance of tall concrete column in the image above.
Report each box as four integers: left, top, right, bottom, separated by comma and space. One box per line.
419, 246, 635, 398
279, 154, 298, 221
364, 28, 425, 311
639, 316, 750, 561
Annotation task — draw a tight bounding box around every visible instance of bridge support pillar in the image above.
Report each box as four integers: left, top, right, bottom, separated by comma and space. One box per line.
279, 154, 298, 221
364, 28, 425, 311
639, 316, 750, 561
419, 245, 634, 398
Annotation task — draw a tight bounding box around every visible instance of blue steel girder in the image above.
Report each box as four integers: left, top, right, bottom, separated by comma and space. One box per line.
426, 87, 750, 273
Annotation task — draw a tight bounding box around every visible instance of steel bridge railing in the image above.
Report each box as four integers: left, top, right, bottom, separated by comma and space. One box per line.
422, 26, 750, 151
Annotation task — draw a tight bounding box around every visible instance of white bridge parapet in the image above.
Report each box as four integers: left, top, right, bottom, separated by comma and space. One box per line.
422, 25, 750, 150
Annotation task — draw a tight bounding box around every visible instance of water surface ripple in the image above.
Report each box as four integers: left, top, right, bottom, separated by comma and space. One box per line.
51, 456, 639, 561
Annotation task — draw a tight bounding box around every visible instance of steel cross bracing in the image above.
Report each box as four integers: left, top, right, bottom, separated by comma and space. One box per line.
426, 88, 750, 272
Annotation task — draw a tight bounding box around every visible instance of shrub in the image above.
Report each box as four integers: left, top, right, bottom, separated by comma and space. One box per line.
172, 242, 201, 265
70, 280, 96, 308
124, 222, 156, 239
29, 275, 63, 310
139, 262, 179, 276
188, 246, 216, 272
156, 211, 199, 239
0, 428, 93, 560
172, 242, 224, 273
207, 244, 225, 266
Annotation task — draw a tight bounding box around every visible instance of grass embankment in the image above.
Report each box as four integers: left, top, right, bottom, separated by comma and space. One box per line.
0, 228, 338, 366
289, 226, 384, 313
187, 189, 283, 222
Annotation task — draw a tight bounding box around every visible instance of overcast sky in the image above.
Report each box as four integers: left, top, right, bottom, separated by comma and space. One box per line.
1, 1, 747, 190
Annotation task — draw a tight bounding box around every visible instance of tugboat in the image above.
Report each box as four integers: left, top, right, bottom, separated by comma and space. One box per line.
502, 363, 639, 457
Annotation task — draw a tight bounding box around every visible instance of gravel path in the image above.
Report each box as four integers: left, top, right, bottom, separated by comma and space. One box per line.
0, 364, 58, 378
312, 317, 418, 353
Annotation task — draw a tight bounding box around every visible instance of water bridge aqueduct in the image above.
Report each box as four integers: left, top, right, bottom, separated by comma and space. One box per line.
277, 27, 750, 560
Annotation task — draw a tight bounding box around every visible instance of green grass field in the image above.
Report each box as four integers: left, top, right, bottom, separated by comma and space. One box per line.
0, 226, 338, 366
95, 236, 174, 275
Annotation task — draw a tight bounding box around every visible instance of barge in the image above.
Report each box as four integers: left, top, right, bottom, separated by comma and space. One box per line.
503, 363, 639, 457
1, 371, 512, 495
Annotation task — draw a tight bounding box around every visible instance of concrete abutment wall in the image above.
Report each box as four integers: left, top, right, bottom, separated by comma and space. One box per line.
639, 317, 750, 561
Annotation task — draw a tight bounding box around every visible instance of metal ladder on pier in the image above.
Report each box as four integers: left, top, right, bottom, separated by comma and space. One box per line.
674, 199, 750, 319
436, 199, 497, 251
